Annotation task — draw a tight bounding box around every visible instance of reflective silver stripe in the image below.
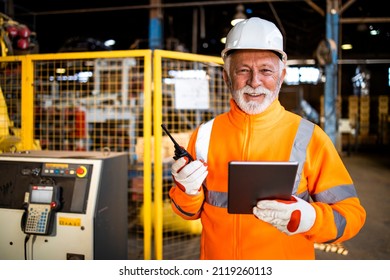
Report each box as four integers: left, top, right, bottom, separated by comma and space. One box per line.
327, 210, 347, 242
207, 190, 227, 208
312, 184, 356, 241
296, 190, 310, 201
195, 118, 214, 162
289, 118, 315, 196
333, 209, 347, 240
312, 184, 357, 203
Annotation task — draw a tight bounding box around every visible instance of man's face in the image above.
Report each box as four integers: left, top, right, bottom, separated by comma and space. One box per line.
223, 50, 285, 115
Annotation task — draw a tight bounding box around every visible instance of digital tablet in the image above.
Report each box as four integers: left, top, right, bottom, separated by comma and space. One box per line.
228, 161, 299, 214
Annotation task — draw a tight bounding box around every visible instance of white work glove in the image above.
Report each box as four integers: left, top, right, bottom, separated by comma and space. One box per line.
171, 156, 208, 195
253, 195, 316, 235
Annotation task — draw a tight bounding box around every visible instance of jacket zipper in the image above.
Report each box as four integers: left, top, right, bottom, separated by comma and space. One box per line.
234, 116, 252, 259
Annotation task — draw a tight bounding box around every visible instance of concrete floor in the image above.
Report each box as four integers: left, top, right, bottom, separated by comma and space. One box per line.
316, 147, 390, 260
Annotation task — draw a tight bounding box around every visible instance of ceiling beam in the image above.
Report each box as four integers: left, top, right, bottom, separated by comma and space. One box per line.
18, 0, 303, 16
340, 17, 390, 24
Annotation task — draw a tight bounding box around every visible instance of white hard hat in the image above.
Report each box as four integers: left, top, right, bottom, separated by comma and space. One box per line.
221, 17, 287, 62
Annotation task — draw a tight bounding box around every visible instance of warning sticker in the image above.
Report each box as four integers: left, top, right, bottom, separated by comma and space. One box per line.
59, 217, 81, 227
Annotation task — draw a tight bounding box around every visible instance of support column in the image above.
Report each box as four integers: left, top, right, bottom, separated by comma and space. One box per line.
324, 0, 339, 145
149, 0, 163, 50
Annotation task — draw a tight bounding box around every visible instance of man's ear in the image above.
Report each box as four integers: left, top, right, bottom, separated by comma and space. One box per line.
276, 68, 287, 91
281, 67, 287, 81
222, 69, 231, 87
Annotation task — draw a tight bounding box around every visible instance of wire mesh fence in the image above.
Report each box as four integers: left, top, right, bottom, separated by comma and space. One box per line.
0, 50, 228, 260
153, 50, 228, 259
0, 60, 22, 152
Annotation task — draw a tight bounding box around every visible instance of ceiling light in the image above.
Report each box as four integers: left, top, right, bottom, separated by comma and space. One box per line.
368, 25, 380, 36
104, 39, 116, 47
370, 29, 380, 36
231, 4, 246, 26
341, 43, 353, 50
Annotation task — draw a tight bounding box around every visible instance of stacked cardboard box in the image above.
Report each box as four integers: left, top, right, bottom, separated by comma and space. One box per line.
348, 95, 359, 128
359, 96, 370, 136
320, 95, 342, 129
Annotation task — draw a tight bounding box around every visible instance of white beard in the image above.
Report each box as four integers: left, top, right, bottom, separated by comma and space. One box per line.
232, 84, 279, 115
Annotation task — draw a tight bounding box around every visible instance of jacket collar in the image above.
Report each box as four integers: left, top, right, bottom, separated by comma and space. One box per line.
227, 97, 286, 130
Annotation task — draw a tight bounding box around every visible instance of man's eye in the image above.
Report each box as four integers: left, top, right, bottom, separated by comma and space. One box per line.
237, 69, 250, 74
261, 69, 273, 75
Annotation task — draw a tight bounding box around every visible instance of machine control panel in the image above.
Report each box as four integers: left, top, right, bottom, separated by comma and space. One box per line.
41, 163, 89, 178
0, 151, 128, 259
23, 185, 60, 235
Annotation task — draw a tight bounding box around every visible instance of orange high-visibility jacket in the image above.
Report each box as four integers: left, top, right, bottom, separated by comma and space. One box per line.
169, 99, 366, 260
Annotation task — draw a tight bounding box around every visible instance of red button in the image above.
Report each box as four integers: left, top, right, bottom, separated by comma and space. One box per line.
76, 166, 87, 178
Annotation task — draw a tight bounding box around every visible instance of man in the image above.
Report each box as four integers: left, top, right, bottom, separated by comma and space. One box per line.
169, 17, 366, 259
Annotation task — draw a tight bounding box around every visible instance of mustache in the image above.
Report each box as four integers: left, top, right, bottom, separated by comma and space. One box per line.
234, 85, 273, 96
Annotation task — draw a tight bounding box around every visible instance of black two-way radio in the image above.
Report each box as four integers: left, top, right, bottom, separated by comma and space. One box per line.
161, 124, 194, 161
162, 124, 207, 191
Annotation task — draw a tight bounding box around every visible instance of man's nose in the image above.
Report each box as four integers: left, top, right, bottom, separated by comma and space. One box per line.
247, 71, 262, 88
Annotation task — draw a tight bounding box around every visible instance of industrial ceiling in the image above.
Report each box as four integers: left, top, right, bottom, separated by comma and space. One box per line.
2, 0, 389, 61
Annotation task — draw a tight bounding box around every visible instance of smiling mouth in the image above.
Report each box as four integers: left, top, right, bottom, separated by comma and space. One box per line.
246, 92, 266, 97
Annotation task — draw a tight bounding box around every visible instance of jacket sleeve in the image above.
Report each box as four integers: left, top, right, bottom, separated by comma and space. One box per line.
301, 127, 366, 243
169, 127, 205, 220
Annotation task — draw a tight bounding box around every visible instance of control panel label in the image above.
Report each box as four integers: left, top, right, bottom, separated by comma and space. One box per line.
59, 217, 81, 227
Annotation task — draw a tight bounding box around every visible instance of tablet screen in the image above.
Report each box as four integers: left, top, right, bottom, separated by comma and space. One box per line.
228, 161, 298, 214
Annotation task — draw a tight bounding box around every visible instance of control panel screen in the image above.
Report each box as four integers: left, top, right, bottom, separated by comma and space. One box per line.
30, 186, 54, 204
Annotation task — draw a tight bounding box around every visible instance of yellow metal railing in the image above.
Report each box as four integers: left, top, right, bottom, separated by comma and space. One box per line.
153, 50, 227, 259
0, 50, 154, 260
